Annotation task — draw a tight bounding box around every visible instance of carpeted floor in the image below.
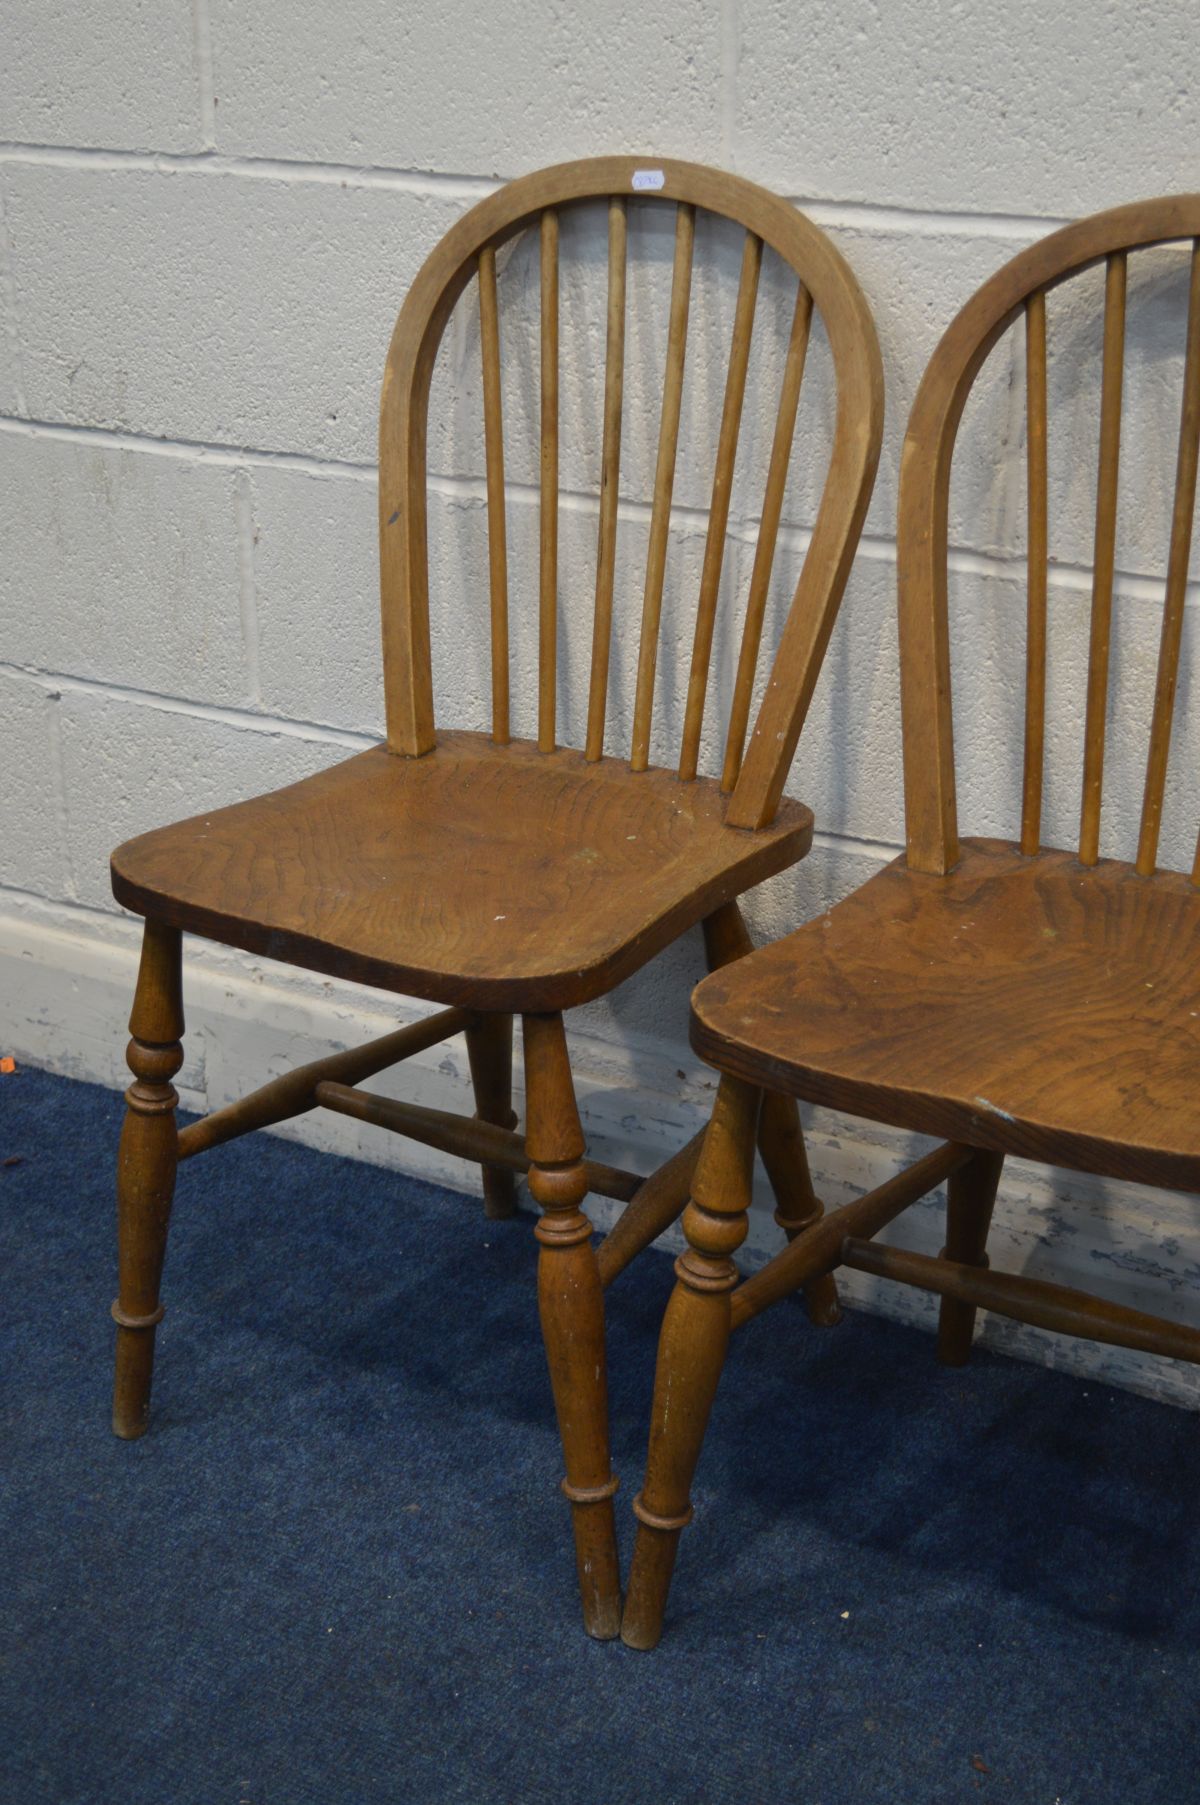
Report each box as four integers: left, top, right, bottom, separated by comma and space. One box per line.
2, 1064, 1199, 1804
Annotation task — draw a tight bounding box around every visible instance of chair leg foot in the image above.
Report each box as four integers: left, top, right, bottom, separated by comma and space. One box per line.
465, 1011, 518, 1220
112, 1304, 167, 1439
112, 919, 184, 1439
523, 1012, 621, 1639
621, 1498, 691, 1651
936, 1149, 1005, 1366
621, 1075, 759, 1650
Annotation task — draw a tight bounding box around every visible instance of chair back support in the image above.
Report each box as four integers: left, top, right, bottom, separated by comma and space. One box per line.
379, 157, 883, 830
899, 196, 1200, 877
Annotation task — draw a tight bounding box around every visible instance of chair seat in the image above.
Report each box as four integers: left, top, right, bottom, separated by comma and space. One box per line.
690, 838, 1200, 1191
111, 730, 812, 1011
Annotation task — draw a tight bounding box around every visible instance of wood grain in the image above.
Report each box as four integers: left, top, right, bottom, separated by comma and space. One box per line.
1020, 291, 1048, 854
112, 919, 184, 1440
632, 202, 695, 773
842, 1239, 1200, 1365
539, 209, 559, 753
1078, 252, 1127, 865
524, 1012, 621, 1639
680, 230, 762, 783
691, 839, 1200, 1192
723, 282, 813, 793
585, 196, 627, 763
1137, 238, 1200, 876
621, 1074, 760, 1651
477, 245, 510, 744
111, 730, 812, 1013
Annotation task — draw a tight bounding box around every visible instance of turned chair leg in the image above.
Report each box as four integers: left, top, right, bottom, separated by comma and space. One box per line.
112, 918, 184, 1439
757, 1094, 842, 1328
621, 1075, 760, 1651
937, 1148, 1005, 1366
465, 1011, 518, 1220
522, 1011, 621, 1639
702, 901, 840, 1327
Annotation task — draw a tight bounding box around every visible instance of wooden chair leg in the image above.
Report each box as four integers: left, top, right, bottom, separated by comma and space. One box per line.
465, 1011, 518, 1220
702, 900, 840, 1327
757, 1092, 842, 1327
112, 918, 184, 1440
937, 1148, 1005, 1366
522, 1011, 621, 1639
621, 1075, 760, 1651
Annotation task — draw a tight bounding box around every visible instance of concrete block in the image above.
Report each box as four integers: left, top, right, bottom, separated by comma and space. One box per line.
58, 689, 341, 910
949, 561, 1200, 874
208, 0, 721, 173
430, 206, 1200, 581
428, 204, 825, 526
0, 432, 248, 701
3, 164, 463, 462
0, 671, 69, 896
756, 542, 905, 844
248, 464, 744, 776
0, 0, 204, 152
734, 0, 1200, 219
247, 465, 383, 733
0, 179, 22, 415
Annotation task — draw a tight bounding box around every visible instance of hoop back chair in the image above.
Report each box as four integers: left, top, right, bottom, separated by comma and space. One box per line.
622, 195, 1200, 1649
106, 157, 884, 1639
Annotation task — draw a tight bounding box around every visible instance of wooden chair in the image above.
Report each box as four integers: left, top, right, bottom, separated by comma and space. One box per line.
106, 157, 883, 1639
621, 195, 1200, 1649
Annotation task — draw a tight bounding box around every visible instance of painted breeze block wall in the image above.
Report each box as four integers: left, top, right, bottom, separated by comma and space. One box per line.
3, 0, 1200, 1404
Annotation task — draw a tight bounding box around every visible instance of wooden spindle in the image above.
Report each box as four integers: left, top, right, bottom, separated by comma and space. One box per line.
1137, 239, 1200, 877
631, 202, 695, 772
539, 209, 559, 754
585, 197, 627, 762
1078, 252, 1127, 865
478, 246, 510, 745
721, 281, 813, 792
1020, 291, 1048, 854
678, 232, 763, 782
524, 1011, 621, 1639
112, 919, 184, 1439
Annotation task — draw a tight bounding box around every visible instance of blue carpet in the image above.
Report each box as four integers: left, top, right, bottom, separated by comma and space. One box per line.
2, 1065, 1199, 1804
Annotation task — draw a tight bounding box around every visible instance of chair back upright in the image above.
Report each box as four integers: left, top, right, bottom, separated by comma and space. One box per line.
899, 196, 1200, 878
379, 156, 883, 831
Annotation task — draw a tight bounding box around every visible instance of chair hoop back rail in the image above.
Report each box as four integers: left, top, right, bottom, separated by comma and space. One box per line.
379, 155, 883, 828
622, 195, 1200, 1650
106, 157, 885, 1646
899, 193, 1200, 876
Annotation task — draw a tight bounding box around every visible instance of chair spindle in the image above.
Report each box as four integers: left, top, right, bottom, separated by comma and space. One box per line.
721, 281, 813, 792
585, 198, 628, 762
679, 232, 763, 782
539, 209, 559, 753
1137, 238, 1200, 876
1078, 252, 1127, 865
631, 202, 695, 772
1020, 291, 1048, 854
478, 245, 510, 745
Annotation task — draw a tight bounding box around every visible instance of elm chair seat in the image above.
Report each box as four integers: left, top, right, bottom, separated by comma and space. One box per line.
112, 732, 812, 1012
691, 838, 1200, 1194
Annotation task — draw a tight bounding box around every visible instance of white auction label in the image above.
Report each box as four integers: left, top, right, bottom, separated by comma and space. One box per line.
631, 169, 666, 191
